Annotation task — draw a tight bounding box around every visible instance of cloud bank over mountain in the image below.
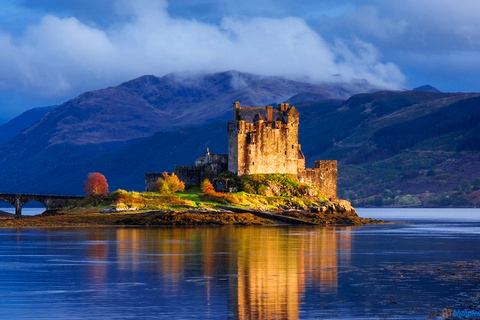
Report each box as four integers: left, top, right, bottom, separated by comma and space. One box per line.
0, 0, 403, 121
1, 0, 480, 122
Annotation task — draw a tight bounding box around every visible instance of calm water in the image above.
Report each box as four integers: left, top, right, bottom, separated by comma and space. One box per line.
0, 208, 479, 319
0, 207, 45, 216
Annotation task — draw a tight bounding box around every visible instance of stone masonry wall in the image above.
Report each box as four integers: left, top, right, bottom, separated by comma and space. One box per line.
145, 162, 228, 191
145, 173, 167, 192
297, 160, 337, 200
228, 105, 300, 176
174, 163, 227, 187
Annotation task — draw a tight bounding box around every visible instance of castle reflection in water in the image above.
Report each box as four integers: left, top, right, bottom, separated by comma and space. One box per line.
84, 227, 352, 319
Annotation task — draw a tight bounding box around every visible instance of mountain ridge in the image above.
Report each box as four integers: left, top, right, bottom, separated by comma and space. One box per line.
0, 106, 55, 148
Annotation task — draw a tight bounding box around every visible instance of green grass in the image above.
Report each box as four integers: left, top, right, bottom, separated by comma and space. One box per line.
70, 186, 331, 213
175, 187, 223, 207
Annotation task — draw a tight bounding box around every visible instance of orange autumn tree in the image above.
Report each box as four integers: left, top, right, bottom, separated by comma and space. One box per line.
152, 172, 185, 195
84, 172, 109, 205
200, 179, 215, 195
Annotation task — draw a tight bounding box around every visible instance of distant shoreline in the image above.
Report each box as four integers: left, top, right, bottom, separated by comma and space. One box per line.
0, 210, 14, 217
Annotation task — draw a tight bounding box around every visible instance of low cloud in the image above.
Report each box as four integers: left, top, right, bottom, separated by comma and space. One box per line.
320, 0, 480, 90
0, 0, 404, 105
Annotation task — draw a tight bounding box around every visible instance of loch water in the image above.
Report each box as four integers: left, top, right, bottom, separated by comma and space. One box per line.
1, 208, 480, 319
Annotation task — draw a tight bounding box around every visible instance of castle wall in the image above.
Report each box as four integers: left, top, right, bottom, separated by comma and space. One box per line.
297, 158, 305, 171
196, 153, 227, 166
174, 166, 206, 187
146, 160, 227, 190
227, 122, 239, 174
228, 105, 300, 176
175, 163, 227, 187
145, 173, 168, 192
297, 161, 337, 200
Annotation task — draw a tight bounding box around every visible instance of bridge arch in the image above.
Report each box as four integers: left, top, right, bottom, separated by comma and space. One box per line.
22, 201, 47, 216
0, 194, 83, 216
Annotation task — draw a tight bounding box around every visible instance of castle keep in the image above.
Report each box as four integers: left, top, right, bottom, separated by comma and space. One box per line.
227, 102, 337, 199
146, 102, 337, 199
228, 102, 302, 175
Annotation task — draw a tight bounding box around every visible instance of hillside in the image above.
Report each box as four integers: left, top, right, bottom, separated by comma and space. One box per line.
295, 91, 480, 206
0, 106, 55, 147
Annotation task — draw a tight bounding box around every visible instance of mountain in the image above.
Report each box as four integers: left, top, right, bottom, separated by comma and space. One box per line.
8, 71, 345, 148
0, 106, 55, 147
413, 85, 441, 92
0, 71, 361, 194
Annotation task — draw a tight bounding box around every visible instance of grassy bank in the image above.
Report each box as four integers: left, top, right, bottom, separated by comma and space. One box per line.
0, 186, 382, 227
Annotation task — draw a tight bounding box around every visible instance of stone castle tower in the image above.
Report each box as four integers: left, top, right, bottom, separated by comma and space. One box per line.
227, 101, 304, 175
227, 102, 337, 199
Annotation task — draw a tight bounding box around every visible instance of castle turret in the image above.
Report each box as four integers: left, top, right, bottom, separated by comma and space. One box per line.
279, 103, 289, 112
233, 101, 240, 123
267, 106, 273, 122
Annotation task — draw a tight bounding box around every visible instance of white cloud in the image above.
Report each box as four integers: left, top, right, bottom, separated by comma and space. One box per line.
0, 0, 405, 102
334, 38, 405, 88
313, 0, 480, 90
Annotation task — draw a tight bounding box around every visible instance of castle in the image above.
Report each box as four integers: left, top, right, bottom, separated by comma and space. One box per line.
146, 102, 337, 199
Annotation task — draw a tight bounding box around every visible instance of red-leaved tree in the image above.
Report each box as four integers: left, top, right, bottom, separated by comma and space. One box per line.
84, 172, 109, 205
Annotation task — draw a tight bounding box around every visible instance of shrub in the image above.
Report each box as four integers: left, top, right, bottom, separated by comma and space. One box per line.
201, 179, 215, 194
236, 174, 321, 198
153, 173, 185, 195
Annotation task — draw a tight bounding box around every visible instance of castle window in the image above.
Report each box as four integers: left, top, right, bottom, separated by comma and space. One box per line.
266, 134, 268, 139
285, 151, 287, 155
252, 162, 255, 165
292, 145, 294, 149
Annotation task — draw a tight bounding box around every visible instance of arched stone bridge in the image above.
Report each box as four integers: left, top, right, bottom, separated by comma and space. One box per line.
0, 193, 84, 216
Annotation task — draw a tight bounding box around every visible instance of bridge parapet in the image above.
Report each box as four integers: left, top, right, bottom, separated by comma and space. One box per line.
0, 193, 84, 216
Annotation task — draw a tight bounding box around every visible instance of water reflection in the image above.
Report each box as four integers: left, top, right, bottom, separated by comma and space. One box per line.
110, 227, 350, 320
86, 232, 109, 285
3, 213, 480, 319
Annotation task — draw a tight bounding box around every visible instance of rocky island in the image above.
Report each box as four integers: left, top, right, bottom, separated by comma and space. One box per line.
0, 177, 380, 228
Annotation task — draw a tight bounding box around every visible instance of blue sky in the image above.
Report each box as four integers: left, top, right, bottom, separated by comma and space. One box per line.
0, 0, 479, 123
